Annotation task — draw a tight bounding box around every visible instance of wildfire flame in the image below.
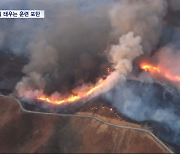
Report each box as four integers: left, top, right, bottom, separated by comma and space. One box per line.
37, 79, 105, 105
140, 62, 180, 82
36, 67, 113, 105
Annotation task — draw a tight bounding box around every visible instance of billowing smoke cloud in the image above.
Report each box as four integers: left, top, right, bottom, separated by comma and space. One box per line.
15, 0, 168, 97
109, 0, 167, 54
102, 0, 180, 148
14, 0, 112, 95
15, 0, 168, 96
2, 0, 180, 150
101, 32, 142, 93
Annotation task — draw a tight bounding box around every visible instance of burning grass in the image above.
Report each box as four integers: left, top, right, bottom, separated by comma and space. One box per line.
140, 62, 180, 82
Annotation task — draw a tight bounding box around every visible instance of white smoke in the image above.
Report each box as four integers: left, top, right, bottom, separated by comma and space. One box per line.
90, 0, 168, 96
16, 72, 45, 98
100, 32, 143, 93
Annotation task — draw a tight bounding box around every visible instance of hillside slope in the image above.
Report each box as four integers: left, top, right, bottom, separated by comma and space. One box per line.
0, 96, 171, 153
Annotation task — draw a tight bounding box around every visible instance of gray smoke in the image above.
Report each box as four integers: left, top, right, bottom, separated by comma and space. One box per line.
109, 0, 167, 54
103, 81, 180, 145
14, 0, 113, 95
15, 0, 168, 95
1, 0, 180, 150
102, 0, 180, 148
100, 31, 143, 94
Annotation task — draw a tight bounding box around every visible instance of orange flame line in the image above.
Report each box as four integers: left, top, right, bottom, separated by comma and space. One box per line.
140, 62, 180, 82
37, 80, 105, 105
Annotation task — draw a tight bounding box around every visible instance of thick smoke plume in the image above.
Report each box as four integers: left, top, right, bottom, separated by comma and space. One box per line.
103, 0, 180, 148
16, 0, 167, 97
101, 32, 142, 93
109, 0, 167, 54
14, 0, 112, 96
1, 0, 180, 150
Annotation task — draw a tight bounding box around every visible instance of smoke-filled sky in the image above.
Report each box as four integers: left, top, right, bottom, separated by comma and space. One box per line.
0, 0, 113, 94
1, 0, 180, 150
